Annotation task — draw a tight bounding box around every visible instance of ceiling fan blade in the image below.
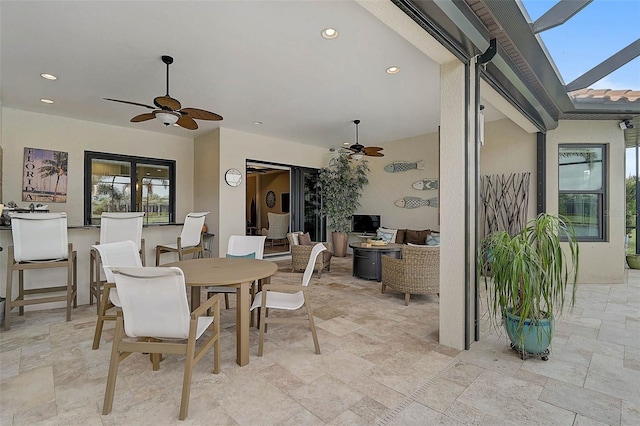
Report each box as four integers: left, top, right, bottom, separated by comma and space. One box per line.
104, 98, 155, 109
365, 151, 385, 157
363, 146, 384, 155
154, 95, 181, 111
176, 115, 198, 130
130, 113, 156, 122
180, 108, 223, 121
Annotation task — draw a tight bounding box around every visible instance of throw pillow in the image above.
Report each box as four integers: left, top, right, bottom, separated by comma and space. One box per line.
405, 229, 431, 245
298, 232, 313, 245
226, 252, 256, 259
395, 229, 406, 244
425, 235, 440, 246
378, 227, 398, 243
376, 229, 395, 243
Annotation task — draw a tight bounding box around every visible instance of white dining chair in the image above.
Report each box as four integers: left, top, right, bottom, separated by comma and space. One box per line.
91, 240, 143, 350
102, 266, 220, 421
207, 235, 266, 310
90, 212, 146, 311
155, 212, 208, 265
251, 243, 326, 356
4, 212, 77, 330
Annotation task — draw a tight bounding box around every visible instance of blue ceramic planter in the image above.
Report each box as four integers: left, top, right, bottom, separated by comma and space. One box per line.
503, 308, 554, 354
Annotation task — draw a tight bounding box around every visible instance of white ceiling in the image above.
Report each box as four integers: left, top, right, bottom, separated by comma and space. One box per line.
1, 0, 504, 150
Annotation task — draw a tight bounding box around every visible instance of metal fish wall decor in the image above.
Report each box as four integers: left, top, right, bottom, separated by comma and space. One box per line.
412, 179, 439, 190
394, 196, 438, 209
384, 160, 425, 173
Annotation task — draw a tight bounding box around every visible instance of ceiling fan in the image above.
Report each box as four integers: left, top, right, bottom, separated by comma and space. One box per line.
104, 55, 223, 130
346, 120, 384, 159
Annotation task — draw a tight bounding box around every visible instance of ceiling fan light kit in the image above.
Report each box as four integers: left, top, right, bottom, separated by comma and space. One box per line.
104, 55, 222, 130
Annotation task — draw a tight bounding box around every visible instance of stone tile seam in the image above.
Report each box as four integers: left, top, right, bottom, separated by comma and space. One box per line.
374, 352, 464, 426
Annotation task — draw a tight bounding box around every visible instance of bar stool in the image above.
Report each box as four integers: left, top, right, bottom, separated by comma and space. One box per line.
4, 212, 77, 330
89, 212, 145, 312
155, 212, 208, 265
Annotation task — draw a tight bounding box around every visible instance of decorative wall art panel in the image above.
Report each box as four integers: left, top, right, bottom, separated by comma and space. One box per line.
412, 179, 439, 190
394, 196, 438, 209
23, 147, 68, 203
384, 160, 424, 173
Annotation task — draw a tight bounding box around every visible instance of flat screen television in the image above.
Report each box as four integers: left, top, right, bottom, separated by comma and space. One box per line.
351, 214, 381, 234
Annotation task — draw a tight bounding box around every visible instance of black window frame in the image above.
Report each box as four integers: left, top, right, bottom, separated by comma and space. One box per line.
558, 144, 607, 242
84, 151, 176, 226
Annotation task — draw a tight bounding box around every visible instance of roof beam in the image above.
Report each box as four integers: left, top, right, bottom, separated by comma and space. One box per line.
566, 39, 640, 91
533, 0, 592, 33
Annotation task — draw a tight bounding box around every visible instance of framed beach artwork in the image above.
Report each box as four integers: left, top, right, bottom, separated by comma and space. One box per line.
23, 147, 68, 203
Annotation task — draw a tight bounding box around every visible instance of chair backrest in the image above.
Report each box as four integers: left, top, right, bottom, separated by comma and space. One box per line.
266, 212, 290, 239
401, 245, 440, 278
100, 212, 145, 249
227, 235, 267, 260
302, 243, 326, 286
10, 212, 69, 262
110, 266, 191, 339
92, 240, 143, 282
180, 212, 209, 247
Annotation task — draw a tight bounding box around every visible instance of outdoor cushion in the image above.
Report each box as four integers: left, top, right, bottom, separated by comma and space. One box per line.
405, 229, 431, 245
226, 252, 256, 259
298, 232, 313, 245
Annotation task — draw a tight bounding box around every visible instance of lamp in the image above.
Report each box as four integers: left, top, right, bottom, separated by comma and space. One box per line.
155, 111, 180, 126
351, 153, 364, 161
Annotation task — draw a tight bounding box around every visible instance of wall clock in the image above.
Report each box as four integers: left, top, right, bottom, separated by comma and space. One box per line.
225, 168, 242, 187
265, 190, 276, 208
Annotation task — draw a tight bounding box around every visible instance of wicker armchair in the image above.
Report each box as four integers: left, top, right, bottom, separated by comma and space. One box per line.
287, 232, 333, 277
381, 245, 439, 305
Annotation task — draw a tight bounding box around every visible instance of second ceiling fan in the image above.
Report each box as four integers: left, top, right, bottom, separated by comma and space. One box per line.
104, 55, 223, 130
346, 120, 384, 159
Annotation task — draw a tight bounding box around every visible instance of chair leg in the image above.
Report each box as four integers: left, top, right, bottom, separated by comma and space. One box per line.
305, 295, 321, 355
155, 247, 161, 266
103, 313, 124, 415
404, 293, 410, 306
73, 252, 78, 309
381, 283, 386, 294
224, 294, 230, 310
93, 285, 113, 350
179, 336, 197, 420
258, 305, 267, 357
5, 255, 13, 331
18, 270, 24, 316
66, 257, 73, 322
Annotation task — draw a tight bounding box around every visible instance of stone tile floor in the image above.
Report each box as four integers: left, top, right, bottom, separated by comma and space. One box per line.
0, 256, 638, 425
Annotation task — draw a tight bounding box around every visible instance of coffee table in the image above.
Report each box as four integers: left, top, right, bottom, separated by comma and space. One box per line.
349, 243, 403, 281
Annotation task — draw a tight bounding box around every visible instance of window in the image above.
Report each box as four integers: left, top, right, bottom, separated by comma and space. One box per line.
558, 145, 606, 241
84, 151, 175, 225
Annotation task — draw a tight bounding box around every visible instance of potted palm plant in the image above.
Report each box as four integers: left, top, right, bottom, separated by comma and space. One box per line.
317, 154, 369, 257
478, 213, 579, 360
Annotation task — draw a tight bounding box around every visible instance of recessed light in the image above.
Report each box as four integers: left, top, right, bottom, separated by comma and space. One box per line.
254, 121, 263, 125
321, 28, 339, 40
386, 66, 400, 74
343, 142, 350, 146
41, 73, 58, 80
40, 98, 54, 104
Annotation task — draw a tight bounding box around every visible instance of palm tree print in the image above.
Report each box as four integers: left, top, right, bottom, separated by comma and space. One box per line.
38, 151, 68, 202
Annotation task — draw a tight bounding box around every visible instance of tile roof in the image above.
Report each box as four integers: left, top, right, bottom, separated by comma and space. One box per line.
569, 88, 640, 104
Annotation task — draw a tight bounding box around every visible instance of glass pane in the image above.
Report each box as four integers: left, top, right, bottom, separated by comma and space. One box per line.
303, 170, 322, 241
559, 147, 603, 191
91, 159, 131, 225
137, 163, 171, 224
559, 193, 600, 238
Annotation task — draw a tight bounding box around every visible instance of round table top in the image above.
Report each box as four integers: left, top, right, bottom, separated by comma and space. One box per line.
164, 257, 278, 286
349, 242, 403, 251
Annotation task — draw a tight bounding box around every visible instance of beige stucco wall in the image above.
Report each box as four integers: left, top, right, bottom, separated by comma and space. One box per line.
358, 132, 440, 231
546, 120, 626, 284
480, 118, 538, 226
